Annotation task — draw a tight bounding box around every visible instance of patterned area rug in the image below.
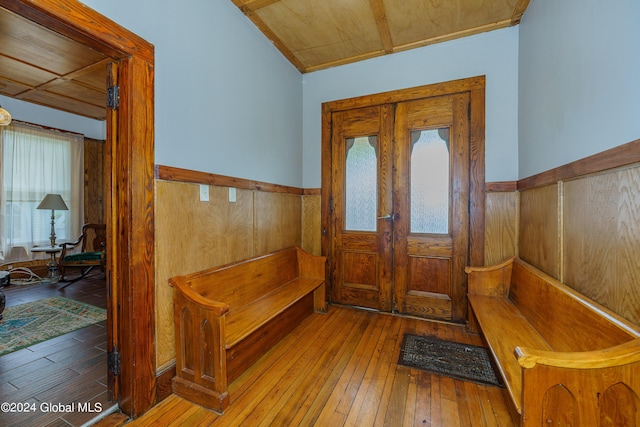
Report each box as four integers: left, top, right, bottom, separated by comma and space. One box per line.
398, 334, 503, 387
0, 296, 106, 356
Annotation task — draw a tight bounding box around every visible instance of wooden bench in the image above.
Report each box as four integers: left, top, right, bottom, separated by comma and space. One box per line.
169, 246, 326, 413
466, 257, 640, 426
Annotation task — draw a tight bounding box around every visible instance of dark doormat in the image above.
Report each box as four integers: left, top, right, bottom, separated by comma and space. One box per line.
398, 334, 503, 387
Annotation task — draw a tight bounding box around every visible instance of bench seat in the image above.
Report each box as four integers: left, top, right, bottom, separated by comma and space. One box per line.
466, 257, 640, 426
225, 276, 324, 348
170, 246, 326, 413
468, 294, 551, 414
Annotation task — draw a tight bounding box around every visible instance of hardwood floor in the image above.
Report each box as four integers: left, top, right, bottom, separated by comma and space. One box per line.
120, 306, 514, 427
0, 272, 116, 427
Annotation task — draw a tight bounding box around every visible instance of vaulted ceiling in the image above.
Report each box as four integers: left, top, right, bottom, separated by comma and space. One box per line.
232, 0, 530, 73
0, 1, 529, 120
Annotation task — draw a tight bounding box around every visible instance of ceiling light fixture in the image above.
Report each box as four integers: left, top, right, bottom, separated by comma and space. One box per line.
0, 105, 11, 126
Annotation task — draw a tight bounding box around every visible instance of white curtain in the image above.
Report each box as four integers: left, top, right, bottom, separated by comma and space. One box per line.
0, 121, 84, 262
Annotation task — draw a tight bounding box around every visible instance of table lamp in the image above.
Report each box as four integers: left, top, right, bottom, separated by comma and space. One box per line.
37, 194, 68, 247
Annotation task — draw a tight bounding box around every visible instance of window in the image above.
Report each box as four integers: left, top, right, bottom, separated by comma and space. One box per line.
0, 122, 84, 262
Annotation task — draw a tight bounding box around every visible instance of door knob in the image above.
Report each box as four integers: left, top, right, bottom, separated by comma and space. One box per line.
377, 214, 393, 220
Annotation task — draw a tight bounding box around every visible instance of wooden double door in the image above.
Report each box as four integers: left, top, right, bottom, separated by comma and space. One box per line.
325, 89, 476, 322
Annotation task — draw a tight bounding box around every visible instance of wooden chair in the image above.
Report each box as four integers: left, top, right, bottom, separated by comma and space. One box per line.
58, 223, 106, 286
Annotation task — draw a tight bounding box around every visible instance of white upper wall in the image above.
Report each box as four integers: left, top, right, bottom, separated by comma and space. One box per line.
78, 0, 303, 187
518, 0, 640, 178
302, 27, 520, 188
0, 95, 105, 140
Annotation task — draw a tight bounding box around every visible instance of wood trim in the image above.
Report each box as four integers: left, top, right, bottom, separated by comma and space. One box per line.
320, 103, 333, 293
232, 0, 281, 10
234, 3, 305, 72
304, 50, 387, 74
155, 165, 305, 195
303, 188, 321, 196
113, 54, 156, 418
469, 87, 486, 268
391, 21, 512, 56
0, 0, 154, 63
11, 119, 85, 137
85, 137, 106, 144
2, 0, 157, 419
322, 76, 486, 321
511, 0, 531, 25
155, 364, 176, 404
517, 138, 640, 190
486, 181, 518, 192
323, 76, 486, 113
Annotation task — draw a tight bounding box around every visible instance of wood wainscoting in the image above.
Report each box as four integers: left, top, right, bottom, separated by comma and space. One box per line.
484, 185, 518, 267
151, 135, 640, 409
154, 166, 320, 370
483, 138, 640, 328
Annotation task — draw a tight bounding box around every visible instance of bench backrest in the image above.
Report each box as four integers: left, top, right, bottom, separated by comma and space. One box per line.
183, 247, 301, 309
509, 259, 640, 352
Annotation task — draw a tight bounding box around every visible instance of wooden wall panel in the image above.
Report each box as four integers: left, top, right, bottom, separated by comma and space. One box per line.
519, 184, 560, 278
83, 137, 105, 224
254, 191, 302, 255
154, 180, 304, 368
563, 167, 640, 326
155, 181, 254, 368
484, 191, 518, 266
302, 194, 322, 256
515, 140, 640, 327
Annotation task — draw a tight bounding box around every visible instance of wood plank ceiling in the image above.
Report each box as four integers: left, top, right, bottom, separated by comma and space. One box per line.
0, 1, 530, 119
232, 0, 530, 73
0, 6, 110, 120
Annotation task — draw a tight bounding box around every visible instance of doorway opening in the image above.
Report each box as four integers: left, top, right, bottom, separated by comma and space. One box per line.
0, 0, 156, 419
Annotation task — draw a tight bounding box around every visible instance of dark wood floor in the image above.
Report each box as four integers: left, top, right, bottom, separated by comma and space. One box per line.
0, 272, 116, 427
115, 306, 514, 427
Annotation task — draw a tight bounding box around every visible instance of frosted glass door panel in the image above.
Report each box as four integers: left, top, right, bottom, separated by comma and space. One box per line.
410, 129, 450, 234
345, 136, 378, 232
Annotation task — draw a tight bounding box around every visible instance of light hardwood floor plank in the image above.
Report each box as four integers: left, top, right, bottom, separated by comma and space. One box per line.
120, 306, 514, 427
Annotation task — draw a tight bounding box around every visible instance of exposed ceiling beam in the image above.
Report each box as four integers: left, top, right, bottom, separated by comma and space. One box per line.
369, 0, 393, 54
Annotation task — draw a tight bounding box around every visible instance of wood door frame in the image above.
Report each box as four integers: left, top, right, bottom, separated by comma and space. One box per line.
321, 76, 485, 320
0, 0, 156, 418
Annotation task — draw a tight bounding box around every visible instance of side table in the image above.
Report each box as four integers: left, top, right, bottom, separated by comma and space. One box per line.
0, 270, 8, 320
31, 245, 63, 284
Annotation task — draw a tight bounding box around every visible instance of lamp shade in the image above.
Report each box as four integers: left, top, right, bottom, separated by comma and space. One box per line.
0, 106, 11, 126
37, 194, 68, 211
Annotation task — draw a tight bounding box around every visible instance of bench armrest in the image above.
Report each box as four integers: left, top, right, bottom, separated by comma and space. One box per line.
465, 256, 515, 298
515, 338, 640, 369
169, 276, 229, 316
295, 246, 326, 279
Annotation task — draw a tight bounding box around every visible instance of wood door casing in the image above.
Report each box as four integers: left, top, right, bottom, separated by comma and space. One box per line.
330, 105, 393, 311
322, 77, 485, 324
1, 0, 158, 417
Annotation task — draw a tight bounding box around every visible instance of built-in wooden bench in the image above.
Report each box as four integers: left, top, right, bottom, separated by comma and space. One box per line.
169, 246, 326, 413
466, 257, 640, 426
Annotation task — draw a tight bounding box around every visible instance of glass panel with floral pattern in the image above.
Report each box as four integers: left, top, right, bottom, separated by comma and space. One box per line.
345, 136, 378, 232
410, 129, 450, 234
